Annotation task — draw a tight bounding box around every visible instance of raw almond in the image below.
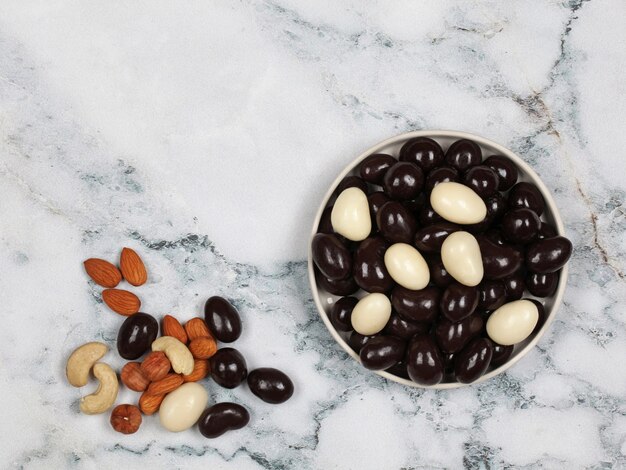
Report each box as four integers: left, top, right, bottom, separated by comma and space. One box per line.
182, 360, 209, 382
188, 337, 217, 360
83, 258, 122, 288
162, 315, 188, 344
141, 351, 171, 382
102, 289, 141, 316
146, 373, 183, 395
120, 247, 148, 287
185, 318, 212, 341
120, 362, 150, 392
138, 392, 164, 415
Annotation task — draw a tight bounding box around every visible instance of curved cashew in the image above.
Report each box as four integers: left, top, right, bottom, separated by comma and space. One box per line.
66, 342, 109, 387
152, 336, 194, 375
79, 363, 119, 415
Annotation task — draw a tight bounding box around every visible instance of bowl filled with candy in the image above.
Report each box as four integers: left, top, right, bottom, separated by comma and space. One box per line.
308, 130, 572, 388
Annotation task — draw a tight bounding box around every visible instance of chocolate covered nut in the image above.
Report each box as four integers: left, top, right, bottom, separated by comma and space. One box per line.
445, 139, 482, 171
330, 296, 358, 332
399, 137, 445, 172
414, 223, 460, 253
351, 293, 392, 335
435, 314, 484, 353
477, 237, 522, 280
383, 162, 424, 200
209, 348, 247, 389
454, 337, 493, 383
477, 280, 507, 311
204, 296, 242, 343
526, 272, 559, 297
463, 165, 500, 198
376, 201, 418, 244
391, 285, 440, 324
360, 154, 396, 184
525, 236, 573, 273
484, 155, 518, 191
359, 336, 406, 370
486, 300, 539, 346
353, 236, 394, 293
441, 231, 484, 287
335, 175, 369, 196
508, 182, 545, 216
384, 243, 430, 290
247, 368, 294, 404
117, 313, 159, 360
406, 335, 444, 386
431, 182, 487, 225
490, 344, 514, 367
440, 282, 479, 323
383, 312, 430, 339
331, 187, 371, 241
424, 166, 460, 193
199, 403, 250, 438
311, 233, 352, 281
501, 208, 541, 245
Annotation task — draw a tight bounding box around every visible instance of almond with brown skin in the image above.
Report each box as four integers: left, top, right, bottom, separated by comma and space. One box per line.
182, 359, 209, 382
188, 337, 217, 360
102, 289, 141, 316
120, 247, 147, 286
138, 392, 164, 415
141, 351, 171, 382
162, 315, 188, 344
84, 258, 122, 288
121, 362, 150, 392
146, 373, 183, 395
185, 318, 212, 341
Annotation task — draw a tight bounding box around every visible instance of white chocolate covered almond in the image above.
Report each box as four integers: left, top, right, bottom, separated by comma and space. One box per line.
331, 187, 371, 241
441, 231, 483, 286
430, 182, 487, 224
351, 293, 392, 336
383, 243, 430, 290
159, 382, 208, 432
486, 300, 539, 346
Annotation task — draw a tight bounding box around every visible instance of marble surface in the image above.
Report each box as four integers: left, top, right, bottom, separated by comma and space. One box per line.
0, 1, 625, 468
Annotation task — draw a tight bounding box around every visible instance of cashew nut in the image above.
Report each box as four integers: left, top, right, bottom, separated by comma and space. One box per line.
79, 363, 119, 415
151, 336, 194, 375
66, 342, 109, 387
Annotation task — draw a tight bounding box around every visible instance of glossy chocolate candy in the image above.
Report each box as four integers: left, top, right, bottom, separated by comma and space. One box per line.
117, 312, 159, 360
490, 343, 514, 368
247, 368, 294, 404
526, 272, 559, 297
383, 162, 424, 200
334, 175, 368, 197
315, 268, 359, 296
445, 139, 482, 171
376, 201, 418, 244
454, 337, 493, 383
386, 361, 409, 379
368, 191, 391, 227
503, 271, 526, 301
508, 182, 545, 216
478, 237, 522, 280
330, 296, 358, 332
525, 236, 573, 273
530, 299, 546, 335
209, 348, 248, 389
353, 236, 394, 293
463, 165, 500, 198
537, 222, 557, 239
383, 311, 430, 339
360, 154, 396, 184
317, 206, 334, 234
430, 257, 454, 287
414, 223, 460, 252
199, 403, 250, 438
435, 314, 484, 353
484, 155, 518, 191
391, 285, 440, 323
501, 208, 541, 245
418, 203, 444, 226
348, 331, 379, 353
477, 280, 507, 311
204, 296, 242, 343
424, 166, 460, 193
311, 233, 352, 281
359, 336, 407, 370
399, 137, 445, 172
406, 335, 444, 386
440, 282, 479, 322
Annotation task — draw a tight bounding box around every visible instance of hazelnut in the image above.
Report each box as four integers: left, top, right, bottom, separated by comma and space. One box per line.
110, 404, 142, 434
141, 351, 171, 381
120, 362, 150, 392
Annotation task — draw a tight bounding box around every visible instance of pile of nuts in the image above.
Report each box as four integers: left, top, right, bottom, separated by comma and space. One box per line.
66, 248, 294, 436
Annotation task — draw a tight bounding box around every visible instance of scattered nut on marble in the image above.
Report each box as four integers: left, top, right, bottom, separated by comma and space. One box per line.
119, 247, 148, 286
79, 362, 119, 415
159, 382, 208, 432
66, 342, 109, 387
110, 404, 142, 434
151, 336, 195, 376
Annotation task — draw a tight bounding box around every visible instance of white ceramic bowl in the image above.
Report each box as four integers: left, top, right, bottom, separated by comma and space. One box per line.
308, 130, 568, 389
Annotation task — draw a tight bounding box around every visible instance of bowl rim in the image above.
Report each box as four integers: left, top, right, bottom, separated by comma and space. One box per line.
307, 129, 568, 389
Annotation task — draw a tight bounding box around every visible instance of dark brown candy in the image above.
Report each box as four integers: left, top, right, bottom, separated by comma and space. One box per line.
477, 280, 507, 311
399, 137, 445, 172
311, 233, 352, 281
360, 154, 397, 184
508, 182, 545, 216
391, 285, 440, 323
247, 368, 294, 404
359, 336, 407, 370
209, 348, 248, 389
335, 175, 368, 196
406, 335, 444, 386
435, 314, 484, 353
483, 228, 506, 246
430, 257, 453, 287
501, 208, 541, 245
368, 192, 391, 226
444, 139, 482, 171
484, 155, 518, 191
478, 237, 523, 280
418, 203, 444, 226
537, 222, 557, 239
353, 236, 394, 293
348, 331, 379, 353
440, 283, 479, 323
443, 352, 456, 373
315, 268, 359, 296
503, 271, 525, 301
199, 403, 250, 438
385, 361, 409, 379
463, 165, 500, 198
525, 236, 573, 273
526, 272, 559, 297
414, 223, 460, 252
318, 206, 334, 234
490, 344, 514, 367
530, 299, 546, 335
204, 296, 242, 343
384, 311, 430, 339
485, 192, 507, 221
454, 337, 493, 384
383, 162, 424, 201
424, 166, 460, 193
330, 296, 358, 332
117, 313, 159, 360
376, 201, 418, 244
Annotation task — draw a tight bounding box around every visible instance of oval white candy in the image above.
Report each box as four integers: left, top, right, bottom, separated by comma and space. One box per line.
159, 382, 208, 432
441, 231, 483, 286
486, 300, 539, 346
351, 293, 392, 336
331, 187, 371, 241
430, 182, 487, 224
384, 243, 430, 290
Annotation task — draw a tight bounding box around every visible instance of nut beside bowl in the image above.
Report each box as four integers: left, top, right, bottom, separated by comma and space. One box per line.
308, 130, 569, 389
